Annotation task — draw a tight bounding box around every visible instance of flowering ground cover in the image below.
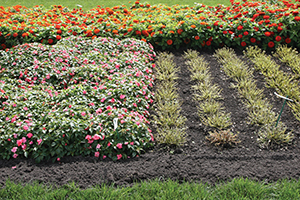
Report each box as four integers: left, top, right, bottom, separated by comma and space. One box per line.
1, 0, 300, 51
0, 36, 156, 162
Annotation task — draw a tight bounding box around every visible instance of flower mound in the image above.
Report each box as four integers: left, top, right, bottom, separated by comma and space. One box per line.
0, 36, 156, 162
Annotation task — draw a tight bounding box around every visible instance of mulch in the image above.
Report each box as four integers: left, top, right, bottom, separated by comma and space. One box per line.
1, 47, 300, 189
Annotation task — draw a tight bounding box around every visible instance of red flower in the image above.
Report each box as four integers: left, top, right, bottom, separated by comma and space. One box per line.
265, 32, 271, 37
177, 29, 183, 35
57, 30, 62, 34
250, 38, 256, 43
277, 26, 283, 32
237, 25, 243, 30
285, 38, 291, 44
167, 39, 173, 45
72, 31, 77, 36
142, 30, 149, 37
241, 41, 247, 47
13, 33, 18, 37
48, 39, 54, 44
56, 35, 61, 40
275, 36, 281, 42
135, 30, 141, 36
195, 36, 200, 40
268, 41, 275, 48
223, 30, 228, 34
55, 25, 61, 29
184, 38, 190, 44
243, 31, 249, 36
206, 41, 211, 46
295, 16, 300, 21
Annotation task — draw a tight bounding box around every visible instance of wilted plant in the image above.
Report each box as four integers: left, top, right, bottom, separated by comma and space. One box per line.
257, 122, 293, 148
206, 129, 240, 147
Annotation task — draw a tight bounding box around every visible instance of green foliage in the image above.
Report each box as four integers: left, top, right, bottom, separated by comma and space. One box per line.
206, 129, 240, 147
257, 122, 294, 148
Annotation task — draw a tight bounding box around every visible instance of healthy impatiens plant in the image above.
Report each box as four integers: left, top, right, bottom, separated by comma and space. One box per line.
0, 0, 300, 50
0, 36, 156, 162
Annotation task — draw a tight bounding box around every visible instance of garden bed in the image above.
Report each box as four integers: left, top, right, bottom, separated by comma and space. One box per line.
1, 47, 300, 189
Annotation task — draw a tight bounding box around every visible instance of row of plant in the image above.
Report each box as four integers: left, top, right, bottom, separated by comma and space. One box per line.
183, 49, 239, 147
1, 0, 300, 50
151, 52, 187, 146
274, 45, 300, 78
0, 36, 156, 162
244, 46, 300, 122
215, 47, 293, 148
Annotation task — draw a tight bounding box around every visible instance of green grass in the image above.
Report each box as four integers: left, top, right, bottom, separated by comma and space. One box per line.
1, 178, 300, 199
2, 0, 232, 10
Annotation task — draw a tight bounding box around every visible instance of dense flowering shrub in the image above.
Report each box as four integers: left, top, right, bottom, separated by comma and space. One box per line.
0, 0, 300, 50
0, 36, 156, 162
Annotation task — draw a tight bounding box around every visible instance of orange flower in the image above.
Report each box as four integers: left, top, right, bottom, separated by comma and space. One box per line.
94, 29, 100, 34
167, 39, 173, 45
22, 32, 28, 38
170, 30, 175, 34
191, 25, 196, 28
112, 30, 118, 34
13, 33, 18, 37
141, 38, 147, 42
161, 25, 166, 28
128, 28, 133, 32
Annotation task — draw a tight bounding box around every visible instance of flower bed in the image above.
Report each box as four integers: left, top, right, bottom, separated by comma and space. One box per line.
0, 36, 156, 162
0, 0, 300, 50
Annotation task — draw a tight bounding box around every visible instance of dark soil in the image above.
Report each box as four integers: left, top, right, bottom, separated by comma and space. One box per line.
1, 48, 300, 189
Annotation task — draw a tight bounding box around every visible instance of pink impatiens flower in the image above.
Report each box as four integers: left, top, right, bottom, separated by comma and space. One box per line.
11, 147, 17, 153
120, 94, 125, 99
23, 125, 29, 131
37, 139, 42, 145
17, 140, 23, 146
116, 143, 122, 149
85, 135, 92, 140
107, 142, 111, 147
103, 155, 107, 159
96, 144, 101, 149
117, 154, 122, 160
13, 154, 18, 158
94, 152, 100, 157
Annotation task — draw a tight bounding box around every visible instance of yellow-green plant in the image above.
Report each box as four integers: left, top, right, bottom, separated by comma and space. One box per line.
257, 122, 294, 148
152, 52, 187, 146
274, 45, 300, 78
245, 46, 300, 122
155, 52, 180, 81
215, 47, 293, 147
206, 129, 240, 147
185, 49, 232, 130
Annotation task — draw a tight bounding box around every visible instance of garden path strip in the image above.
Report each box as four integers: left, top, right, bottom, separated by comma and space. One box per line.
1, 48, 300, 189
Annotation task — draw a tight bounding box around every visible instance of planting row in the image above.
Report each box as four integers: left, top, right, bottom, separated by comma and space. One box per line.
215, 47, 293, 147
184, 50, 239, 147
244, 46, 300, 122
1, 0, 300, 50
151, 52, 187, 146
0, 36, 156, 162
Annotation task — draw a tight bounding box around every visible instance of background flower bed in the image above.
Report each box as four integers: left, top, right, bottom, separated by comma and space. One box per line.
1, 0, 300, 50
0, 36, 156, 162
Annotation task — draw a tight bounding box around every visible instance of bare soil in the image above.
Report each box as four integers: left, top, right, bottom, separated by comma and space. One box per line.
1, 48, 300, 189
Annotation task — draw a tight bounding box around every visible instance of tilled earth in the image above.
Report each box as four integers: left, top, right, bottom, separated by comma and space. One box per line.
1, 48, 300, 189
